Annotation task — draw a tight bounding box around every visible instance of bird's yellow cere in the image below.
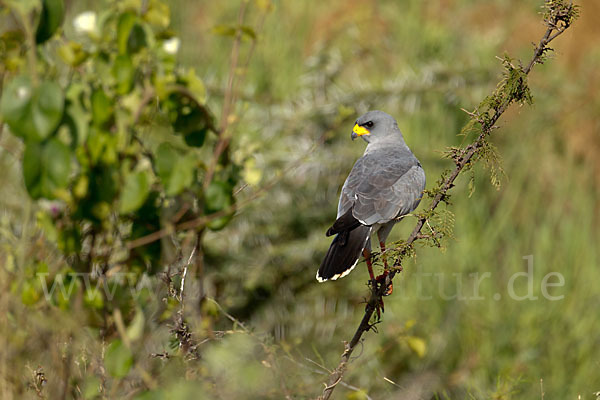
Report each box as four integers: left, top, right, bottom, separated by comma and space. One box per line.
352, 124, 370, 136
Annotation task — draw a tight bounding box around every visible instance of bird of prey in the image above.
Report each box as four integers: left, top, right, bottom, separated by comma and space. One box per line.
316, 111, 426, 291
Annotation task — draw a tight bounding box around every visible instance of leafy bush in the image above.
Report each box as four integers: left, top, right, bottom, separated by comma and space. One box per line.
0, 0, 236, 315
0, 1, 247, 392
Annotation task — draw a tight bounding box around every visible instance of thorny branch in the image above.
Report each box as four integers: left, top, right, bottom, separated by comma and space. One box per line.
318, 2, 578, 399
161, 234, 201, 360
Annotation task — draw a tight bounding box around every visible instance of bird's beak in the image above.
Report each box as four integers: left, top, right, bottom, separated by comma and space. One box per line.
351, 124, 370, 140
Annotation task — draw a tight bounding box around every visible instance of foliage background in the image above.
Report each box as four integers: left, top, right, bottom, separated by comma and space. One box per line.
1, 0, 598, 399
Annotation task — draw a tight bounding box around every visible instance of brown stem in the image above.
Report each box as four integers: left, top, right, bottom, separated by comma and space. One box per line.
318, 8, 574, 399
133, 87, 156, 124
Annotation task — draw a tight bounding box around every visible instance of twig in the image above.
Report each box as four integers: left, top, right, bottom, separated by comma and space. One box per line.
304, 357, 332, 374
162, 235, 202, 358
318, 3, 576, 398
133, 87, 156, 124
206, 297, 250, 333
179, 245, 195, 304
284, 355, 373, 400
383, 376, 403, 388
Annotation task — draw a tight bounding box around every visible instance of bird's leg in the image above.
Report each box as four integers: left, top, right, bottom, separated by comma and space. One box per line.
376, 239, 393, 296
363, 248, 384, 319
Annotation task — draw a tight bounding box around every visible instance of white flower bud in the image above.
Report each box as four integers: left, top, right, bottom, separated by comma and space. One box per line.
163, 37, 180, 55
73, 11, 97, 34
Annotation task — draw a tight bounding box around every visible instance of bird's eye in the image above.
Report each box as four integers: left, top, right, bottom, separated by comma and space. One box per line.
365, 121, 374, 128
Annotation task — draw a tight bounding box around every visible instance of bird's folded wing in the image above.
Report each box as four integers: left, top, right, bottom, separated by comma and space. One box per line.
338, 150, 426, 226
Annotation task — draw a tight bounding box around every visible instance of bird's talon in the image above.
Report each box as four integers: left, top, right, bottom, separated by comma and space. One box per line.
371, 297, 385, 321
375, 272, 393, 296
366, 322, 380, 333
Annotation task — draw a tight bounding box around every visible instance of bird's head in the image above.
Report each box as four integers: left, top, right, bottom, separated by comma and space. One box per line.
351, 110, 402, 144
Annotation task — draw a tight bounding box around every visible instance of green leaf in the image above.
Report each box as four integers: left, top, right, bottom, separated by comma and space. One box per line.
117, 12, 146, 55
127, 23, 147, 54
58, 41, 89, 67
105, 340, 133, 378
23, 142, 43, 198
82, 375, 101, 399
91, 89, 113, 128
211, 24, 236, 37
134, 390, 166, 400
406, 336, 427, 358
207, 213, 233, 231
240, 25, 256, 40
21, 279, 41, 305
43, 139, 72, 192
347, 390, 370, 400
182, 129, 206, 147
4, 0, 41, 16
129, 193, 162, 272
57, 226, 81, 255
144, 1, 170, 28
1, 77, 65, 142
156, 143, 197, 196
64, 83, 90, 145
126, 307, 145, 342
120, 172, 150, 214
204, 181, 232, 213
211, 24, 256, 40
76, 166, 119, 224
204, 181, 234, 231
155, 143, 176, 182
167, 92, 213, 147
87, 128, 117, 165
33, 81, 65, 139
144, 1, 171, 29
117, 12, 137, 54
36, 210, 58, 242
35, 0, 65, 44
83, 287, 103, 309
168, 154, 196, 196
23, 139, 72, 199
112, 54, 135, 95
181, 69, 206, 104
1, 76, 36, 140
0, 31, 26, 66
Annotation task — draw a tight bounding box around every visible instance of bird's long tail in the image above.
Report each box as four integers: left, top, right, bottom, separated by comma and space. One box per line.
316, 224, 371, 282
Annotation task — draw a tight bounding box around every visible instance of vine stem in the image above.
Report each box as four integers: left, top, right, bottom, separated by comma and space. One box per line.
318, 3, 576, 398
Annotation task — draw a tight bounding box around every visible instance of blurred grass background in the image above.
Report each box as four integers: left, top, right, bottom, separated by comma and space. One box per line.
1, 0, 599, 398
